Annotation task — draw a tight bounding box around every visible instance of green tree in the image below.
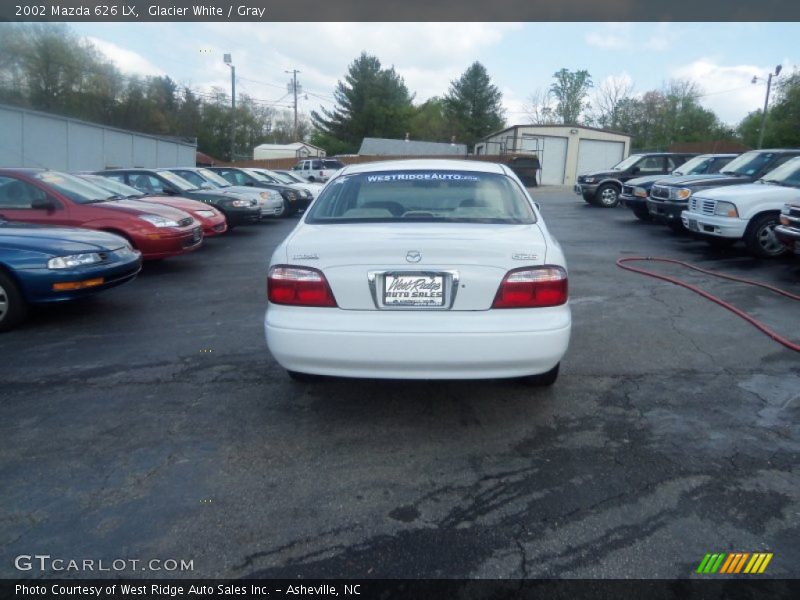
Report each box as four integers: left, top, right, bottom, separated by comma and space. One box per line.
738, 70, 800, 148
311, 52, 415, 154
550, 68, 593, 125
408, 97, 457, 142
443, 62, 505, 149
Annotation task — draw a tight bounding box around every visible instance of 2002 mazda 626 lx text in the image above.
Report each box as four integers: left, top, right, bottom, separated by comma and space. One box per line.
264, 159, 571, 385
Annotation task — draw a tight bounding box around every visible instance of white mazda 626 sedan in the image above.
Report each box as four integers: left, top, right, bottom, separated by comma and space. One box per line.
264, 159, 571, 384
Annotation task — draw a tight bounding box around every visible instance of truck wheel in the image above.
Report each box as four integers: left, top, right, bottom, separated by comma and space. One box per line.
631, 206, 652, 221
0, 270, 28, 332
744, 212, 787, 258
595, 184, 620, 208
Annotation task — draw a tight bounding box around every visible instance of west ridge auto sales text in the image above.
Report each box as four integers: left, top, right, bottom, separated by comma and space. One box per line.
16, 584, 359, 597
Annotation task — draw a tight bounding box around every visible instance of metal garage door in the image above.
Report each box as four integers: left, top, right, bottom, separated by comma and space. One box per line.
520, 135, 568, 185
577, 139, 625, 175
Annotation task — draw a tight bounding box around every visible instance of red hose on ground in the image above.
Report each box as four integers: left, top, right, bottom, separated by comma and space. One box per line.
615, 256, 800, 353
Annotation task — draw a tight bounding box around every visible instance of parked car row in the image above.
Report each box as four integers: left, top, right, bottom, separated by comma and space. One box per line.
576, 149, 800, 259
0, 165, 318, 331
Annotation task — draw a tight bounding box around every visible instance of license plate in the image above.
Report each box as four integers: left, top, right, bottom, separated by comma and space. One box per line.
687, 219, 699, 232
384, 274, 445, 307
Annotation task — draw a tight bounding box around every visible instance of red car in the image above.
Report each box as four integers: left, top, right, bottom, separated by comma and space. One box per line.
79, 174, 228, 237
0, 169, 202, 260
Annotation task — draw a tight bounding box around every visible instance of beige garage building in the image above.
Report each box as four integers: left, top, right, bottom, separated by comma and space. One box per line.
475, 125, 632, 186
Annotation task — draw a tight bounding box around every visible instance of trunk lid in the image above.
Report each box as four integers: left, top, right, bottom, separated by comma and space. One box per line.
284, 222, 549, 310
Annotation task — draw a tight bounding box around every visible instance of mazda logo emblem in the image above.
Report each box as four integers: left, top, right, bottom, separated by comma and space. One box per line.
406, 250, 422, 263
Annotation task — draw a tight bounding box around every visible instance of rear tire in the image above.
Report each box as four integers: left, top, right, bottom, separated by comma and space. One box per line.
595, 184, 620, 208
0, 270, 28, 332
631, 206, 652, 222
744, 212, 787, 258
520, 363, 559, 386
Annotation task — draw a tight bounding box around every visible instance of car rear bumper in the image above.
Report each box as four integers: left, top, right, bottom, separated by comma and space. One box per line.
264, 305, 571, 379
680, 211, 747, 238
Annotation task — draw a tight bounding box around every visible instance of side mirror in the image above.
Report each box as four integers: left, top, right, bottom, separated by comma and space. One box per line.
31, 197, 56, 211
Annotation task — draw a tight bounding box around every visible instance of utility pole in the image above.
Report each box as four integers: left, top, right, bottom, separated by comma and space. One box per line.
224, 53, 236, 160
286, 69, 301, 141
753, 64, 782, 149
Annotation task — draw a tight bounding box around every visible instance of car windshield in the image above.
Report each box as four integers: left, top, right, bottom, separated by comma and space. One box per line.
246, 170, 271, 182
673, 156, 712, 175
759, 157, 800, 187
251, 170, 280, 183
305, 170, 536, 224
611, 155, 643, 171
173, 170, 219, 189
157, 170, 197, 191
198, 168, 232, 187
34, 171, 115, 203
720, 151, 777, 177
272, 171, 300, 184
80, 175, 144, 198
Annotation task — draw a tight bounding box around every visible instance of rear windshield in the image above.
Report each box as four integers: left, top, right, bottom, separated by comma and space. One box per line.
323, 160, 345, 169
305, 170, 536, 224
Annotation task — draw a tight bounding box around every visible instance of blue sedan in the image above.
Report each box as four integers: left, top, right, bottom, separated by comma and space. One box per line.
0, 220, 142, 331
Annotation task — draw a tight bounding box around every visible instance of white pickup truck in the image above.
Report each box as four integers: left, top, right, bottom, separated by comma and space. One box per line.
681, 156, 800, 258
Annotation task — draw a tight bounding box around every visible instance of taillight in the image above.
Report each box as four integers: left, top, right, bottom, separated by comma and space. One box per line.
492, 266, 568, 308
267, 266, 337, 307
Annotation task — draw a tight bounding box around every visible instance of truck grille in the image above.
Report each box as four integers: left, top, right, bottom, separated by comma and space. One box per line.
650, 185, 670, 200
689, 197, 716, 215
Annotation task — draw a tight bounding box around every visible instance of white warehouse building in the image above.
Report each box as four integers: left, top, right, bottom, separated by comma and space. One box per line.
475, 125, 632, 186
253, 142, 326, 160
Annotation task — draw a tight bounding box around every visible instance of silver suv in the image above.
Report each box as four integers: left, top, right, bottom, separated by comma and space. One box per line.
291, 158, 345, 182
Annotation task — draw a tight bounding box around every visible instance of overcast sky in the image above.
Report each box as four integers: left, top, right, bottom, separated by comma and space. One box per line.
69, 22, 798, 127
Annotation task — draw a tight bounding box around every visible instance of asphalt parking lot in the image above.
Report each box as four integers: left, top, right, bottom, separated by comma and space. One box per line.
1, 188, 799, 579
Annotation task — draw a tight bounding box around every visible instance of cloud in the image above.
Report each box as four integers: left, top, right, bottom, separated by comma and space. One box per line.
585, 22, 676, 52
86, 37, 166, 76
670, 58, 798, 125
188, 22, 520, 116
